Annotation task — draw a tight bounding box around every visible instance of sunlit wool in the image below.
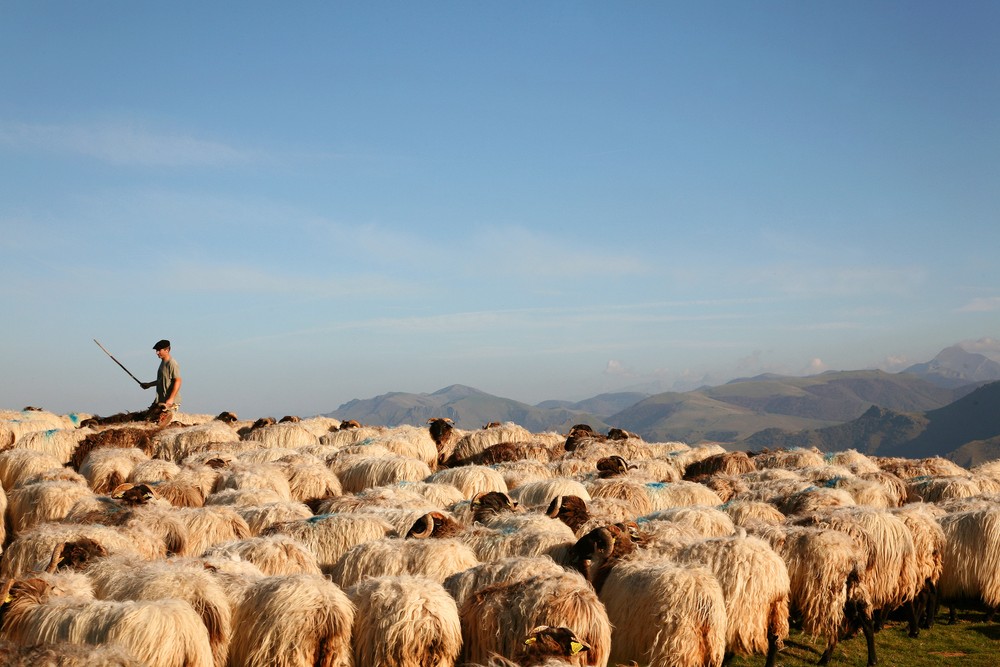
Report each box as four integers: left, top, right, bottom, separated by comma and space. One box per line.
599, 554, 727, 667
227, 573, 354, 667
1, 523, 160, 578
348, 575, 462, 667
84, 555, 232, 667
79, 447, 150, 494
334, 455, 433, 494
426, 465, 509, 500
674, 533, 791, 660
11, 427, 94, 466
937, 505, 1000, 609
443, 555, 567, 611
459, 569, 611, 667
202, 534, 322, 576
0, 577, 214, 667
509, 477, 591, 510
263, 512, 396, 574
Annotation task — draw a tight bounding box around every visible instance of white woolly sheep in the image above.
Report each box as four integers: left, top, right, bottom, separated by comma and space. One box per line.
509, 478, 592, 510
233, 500, 314, 535
1, 522, 160, 577
6, 480, 96, 535
227, 573, 354, 667
674, 533, 790, 667
347, 574, 462, 667
152, 421, 241, 462
263, 513, 396, 574
83, 554, 232, 667
330, 536, 479, 589
241, 422, 320, 450
9, 426, 93, 465
459, 568, 612, 667
640, 505, 736, 538
0, 576, 214, 667
334, 455, 433, 494
599, 553, 727, 667
79, 447, 150, 494
937, 505, 1000, 622
426, 465, 509, 499
0, 448, 65, 491
203, 534, 322, 576
446, 422, 535, 465
443, 555, 568, 611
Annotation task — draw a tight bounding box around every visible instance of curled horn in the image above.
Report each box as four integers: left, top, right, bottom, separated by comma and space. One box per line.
546, 496, 564, 518
408, 512, 437, 539
46, 542, 66, 573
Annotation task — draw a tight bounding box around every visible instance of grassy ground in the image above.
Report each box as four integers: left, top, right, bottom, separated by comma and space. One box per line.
728, 605, 1000, 667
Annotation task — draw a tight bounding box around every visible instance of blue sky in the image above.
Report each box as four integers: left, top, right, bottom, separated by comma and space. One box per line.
2, 2, 998, 419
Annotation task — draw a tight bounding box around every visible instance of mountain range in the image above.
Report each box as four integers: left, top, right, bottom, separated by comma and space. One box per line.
325, 343, 1000, 463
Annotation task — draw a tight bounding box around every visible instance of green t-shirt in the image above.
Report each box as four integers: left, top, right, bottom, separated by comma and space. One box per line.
156, 358, 181, 405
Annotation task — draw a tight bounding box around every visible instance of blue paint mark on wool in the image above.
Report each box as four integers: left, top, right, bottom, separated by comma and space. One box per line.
645, 482, 669, 490
307, 513, 335, 524
45, 429, 59, 438
822, 477, 843, 488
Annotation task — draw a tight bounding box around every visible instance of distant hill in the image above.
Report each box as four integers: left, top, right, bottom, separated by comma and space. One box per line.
902, 345, 1000, 388
326, 384, 613, 434
324, 345, 991, 449
607, 370, 959, 444
738, 381, 1000, 467
535, 392, 650, 418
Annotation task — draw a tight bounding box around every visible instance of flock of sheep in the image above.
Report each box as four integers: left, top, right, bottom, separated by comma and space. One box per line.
0, 405, 997, 667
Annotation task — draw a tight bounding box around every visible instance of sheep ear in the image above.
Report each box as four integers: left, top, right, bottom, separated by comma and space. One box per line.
0, 578, 14, 604
110, 483, 134, 498
471, 492, 485, 507
546, 496, 563, 518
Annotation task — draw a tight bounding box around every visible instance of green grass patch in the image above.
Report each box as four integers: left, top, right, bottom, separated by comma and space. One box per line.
728, 606, 1000, 667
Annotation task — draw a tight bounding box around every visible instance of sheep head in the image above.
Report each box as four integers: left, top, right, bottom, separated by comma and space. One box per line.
545, 495, 591, 534
406, 511, 463, 539
471, 491, 518, 524
522, 625, 591, 663
596, 455, 633, 478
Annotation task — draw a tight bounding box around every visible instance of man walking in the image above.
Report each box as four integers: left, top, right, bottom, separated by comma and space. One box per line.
141, 339, 182, 413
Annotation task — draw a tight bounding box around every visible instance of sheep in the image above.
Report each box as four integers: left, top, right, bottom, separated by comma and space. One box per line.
427, 417, 458, 464
0, 448, 65, 491
937, 505, 1000, 623
0, 409, 71, 447
752, 447, 826, 470
151, 421, 240, 462
227, 573, 354, 667
9, 426, 93, 465
793, 506, 921, 626
458, 516, 577, 564
330, 536, 479, 589
241, 422, 320, 449
491, 459, 557, 491
776, 525, 876, 666
599, 554, 728, 667
79, 447, 150, 494
426, 465, 509, 499
347, 575, 462, 667
640, 505, 736, 538
83, 554, 233, 667
0, 638, 143, 666
890, 503, 947, 636
0, 576, 215, 667
334, 455, 433, 494
720, 499, 786, 528
277, 458, 343, 506
6, 479, 96, 535
262, 513, 396, 574
905, 475, 983, 503
233, 500, 314, 535
825, 449, 881, 474
585, 478, 653, 517
202, 534, 322, 576
776, 485, 857, 516
446, 422, 535, 466
443, 556, 568, 611
459, 569, 612, 667
62, 493, 192, 557
546, 495, 593, 535
508, 479, 591, 512
683, 450, 756, 481
316, 483, 445, 515
171, 505, 253, 556
673, 533, 790, 667
1, 522, 162, 577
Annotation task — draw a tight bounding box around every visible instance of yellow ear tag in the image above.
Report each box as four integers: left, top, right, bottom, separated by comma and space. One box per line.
4, 594, 12, 604
524, 637, 536, 645
571, 641, 585, 654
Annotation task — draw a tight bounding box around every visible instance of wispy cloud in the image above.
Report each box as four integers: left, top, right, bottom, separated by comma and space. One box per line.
957, 297, 1000, 313
0, 120, 257, 167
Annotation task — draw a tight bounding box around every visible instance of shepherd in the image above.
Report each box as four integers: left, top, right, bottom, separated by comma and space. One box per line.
140, 339, 183, 417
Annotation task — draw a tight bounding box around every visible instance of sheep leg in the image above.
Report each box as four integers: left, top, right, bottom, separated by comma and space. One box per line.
986, 605, 996, 623
818, 638, 837, 666
922, 581, 938, 629
906, 597, 921, 638
764, 631, 780, 667
948, 604, 957, 625
859, 609, 878, 666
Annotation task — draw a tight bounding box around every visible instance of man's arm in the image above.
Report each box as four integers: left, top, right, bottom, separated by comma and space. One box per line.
141, 381, 154, 389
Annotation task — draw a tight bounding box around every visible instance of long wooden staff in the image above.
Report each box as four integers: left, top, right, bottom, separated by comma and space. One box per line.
94, 339, 144, 386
